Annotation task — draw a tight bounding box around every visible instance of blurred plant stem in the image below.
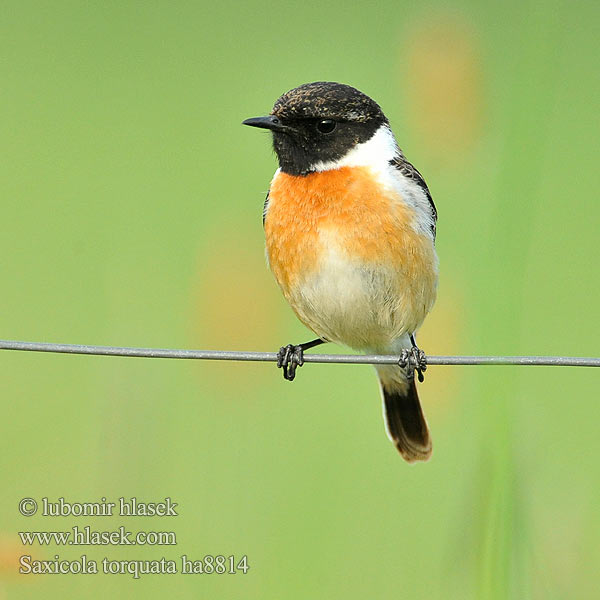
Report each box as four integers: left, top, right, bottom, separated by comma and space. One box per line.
474, 2, 563, 597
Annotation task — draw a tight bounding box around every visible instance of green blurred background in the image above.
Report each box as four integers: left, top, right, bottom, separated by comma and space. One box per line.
1, 1, 598, 598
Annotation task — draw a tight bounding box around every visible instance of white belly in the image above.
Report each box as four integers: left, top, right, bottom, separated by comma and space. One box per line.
287, 244, 417, 351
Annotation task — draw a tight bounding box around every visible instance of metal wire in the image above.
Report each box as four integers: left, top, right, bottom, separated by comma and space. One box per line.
0, 339, 598, 367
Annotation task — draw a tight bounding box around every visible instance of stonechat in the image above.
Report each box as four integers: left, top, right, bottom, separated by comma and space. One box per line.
243, 82, 438, 462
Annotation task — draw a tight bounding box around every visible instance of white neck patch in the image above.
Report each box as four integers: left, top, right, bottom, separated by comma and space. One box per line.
308, 124, 436, 240
310, 124, 398, 173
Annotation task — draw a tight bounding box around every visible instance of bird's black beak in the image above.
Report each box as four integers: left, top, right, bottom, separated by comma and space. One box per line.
242, 115, 291, 133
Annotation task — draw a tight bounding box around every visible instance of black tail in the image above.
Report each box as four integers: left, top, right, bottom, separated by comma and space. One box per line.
381, 377, 432, 462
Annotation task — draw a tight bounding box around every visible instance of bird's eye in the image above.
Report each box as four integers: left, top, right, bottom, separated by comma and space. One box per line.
316, 119, 336, 134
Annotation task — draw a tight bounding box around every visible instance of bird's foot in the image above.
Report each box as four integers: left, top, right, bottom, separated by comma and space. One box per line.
399, 347, 427, 383
277, 344, 305, 381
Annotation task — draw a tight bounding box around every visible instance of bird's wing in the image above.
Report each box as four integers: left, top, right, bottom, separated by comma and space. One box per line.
389, 155, 437, 240
262, 190, 270, 227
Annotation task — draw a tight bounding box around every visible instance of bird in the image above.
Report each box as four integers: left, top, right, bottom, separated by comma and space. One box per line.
242, 82, 438, 462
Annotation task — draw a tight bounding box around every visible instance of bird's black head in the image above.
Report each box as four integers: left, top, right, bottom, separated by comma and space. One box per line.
243, 82, 388, 176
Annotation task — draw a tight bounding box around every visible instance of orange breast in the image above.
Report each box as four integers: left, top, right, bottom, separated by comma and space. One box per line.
265, 166, 435, 294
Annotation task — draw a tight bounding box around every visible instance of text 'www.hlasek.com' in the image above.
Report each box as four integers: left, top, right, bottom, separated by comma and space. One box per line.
17, 496, 250, 579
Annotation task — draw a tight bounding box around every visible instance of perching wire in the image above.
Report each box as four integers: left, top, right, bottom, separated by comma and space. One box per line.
1, 340, 598, 367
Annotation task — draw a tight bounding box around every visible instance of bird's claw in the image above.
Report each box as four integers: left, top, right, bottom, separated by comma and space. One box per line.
398, 347, 427, 382
277, 344, 305, 381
